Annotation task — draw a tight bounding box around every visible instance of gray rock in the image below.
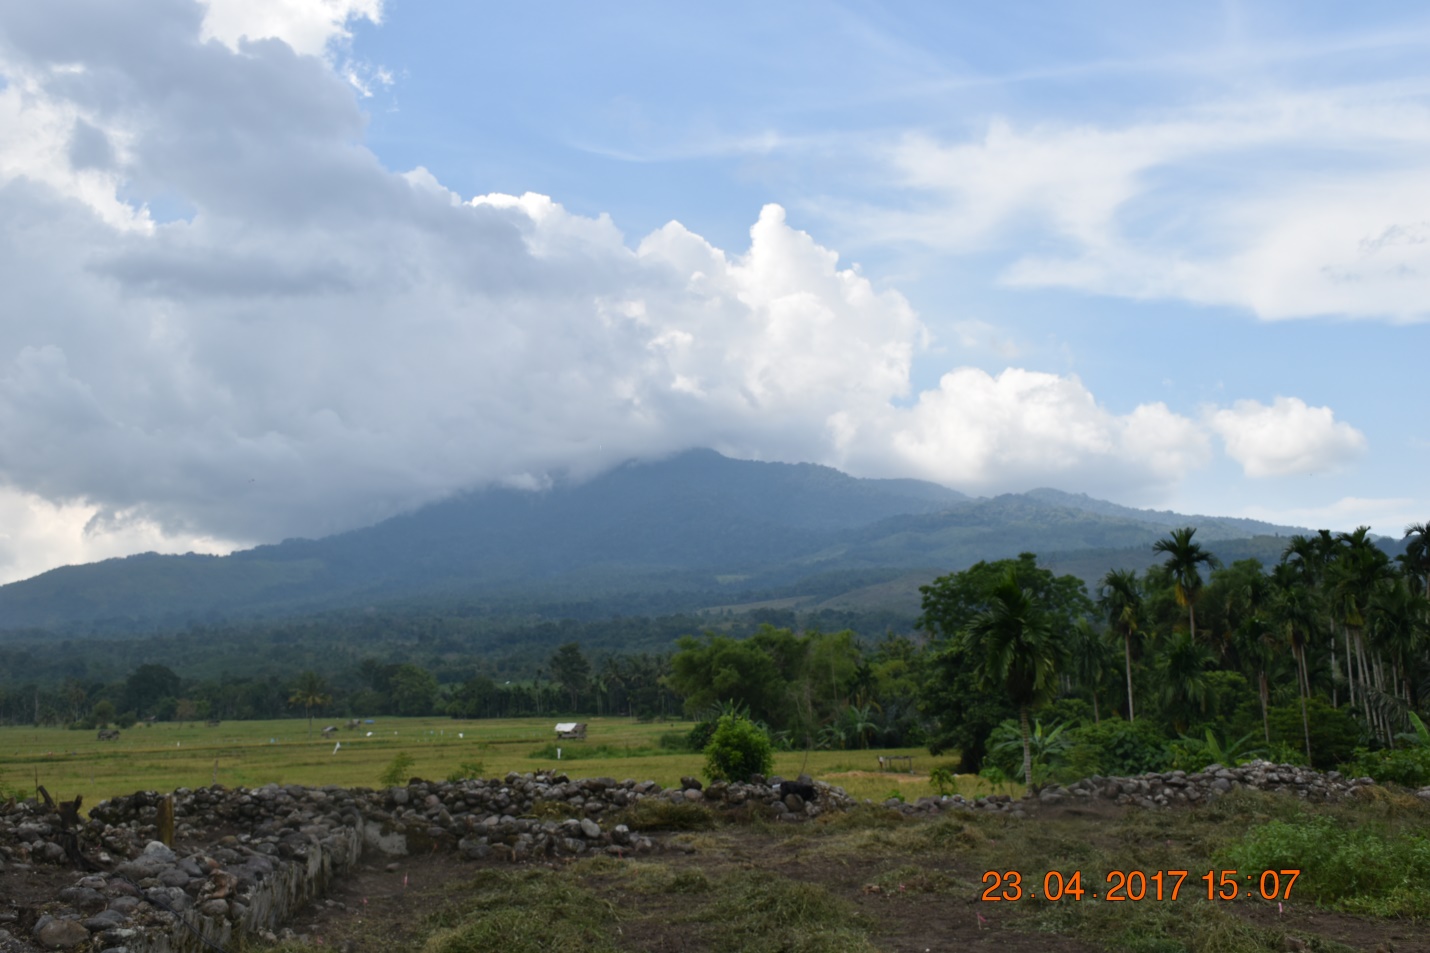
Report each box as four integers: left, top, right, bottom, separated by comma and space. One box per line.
36, 919, 90, 949
579, 818, 601, 840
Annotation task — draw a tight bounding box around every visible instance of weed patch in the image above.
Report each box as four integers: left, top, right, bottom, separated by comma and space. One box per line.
423, 869, 620, 953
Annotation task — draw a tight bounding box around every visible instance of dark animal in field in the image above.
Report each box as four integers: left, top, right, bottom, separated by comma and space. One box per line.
97, 729, 120, 741
777, 777, 818, 802
346, 719, 361, 730
321, 726, 338, 738
205, 719, 221, 727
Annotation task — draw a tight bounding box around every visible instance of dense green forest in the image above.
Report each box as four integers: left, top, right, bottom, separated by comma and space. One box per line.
5, 524, 1427, 791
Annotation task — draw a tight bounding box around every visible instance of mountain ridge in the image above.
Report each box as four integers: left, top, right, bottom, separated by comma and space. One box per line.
0, 450, 1312, 632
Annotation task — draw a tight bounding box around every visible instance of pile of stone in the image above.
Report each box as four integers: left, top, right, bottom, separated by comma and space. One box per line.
876, 760, 1430, 819
0, 770, 848, 952
1036, 761, 1387, 809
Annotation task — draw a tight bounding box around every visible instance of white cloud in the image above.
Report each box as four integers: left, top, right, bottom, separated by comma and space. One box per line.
839, 368, 1211, 496
198, 0, 381, 57
1207, 397, 1367, 478
1237, 496, 1422, 538
855, 90, 1430, 321
0, 0, 1363, 584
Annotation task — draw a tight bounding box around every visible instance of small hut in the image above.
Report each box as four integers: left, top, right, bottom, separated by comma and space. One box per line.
554, 722, 587, 740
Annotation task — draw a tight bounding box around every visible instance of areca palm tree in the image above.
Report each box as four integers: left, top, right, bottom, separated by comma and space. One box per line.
288, 671, 331, 739
1153, 527, 1219, 642
1098, 568, 1144, 722
1156, 631, 1213, 734
1402, 521, 1430, 600
1270, 561, 1318, 762
959, 570, 1066, 794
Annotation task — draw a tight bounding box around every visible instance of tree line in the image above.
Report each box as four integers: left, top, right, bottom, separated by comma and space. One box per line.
5, 523, 1427, 795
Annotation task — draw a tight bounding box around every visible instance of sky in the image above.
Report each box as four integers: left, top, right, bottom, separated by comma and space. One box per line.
0, 0, 1427, 584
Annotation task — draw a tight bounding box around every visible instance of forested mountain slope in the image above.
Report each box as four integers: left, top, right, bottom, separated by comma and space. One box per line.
0, 449, 1309, 632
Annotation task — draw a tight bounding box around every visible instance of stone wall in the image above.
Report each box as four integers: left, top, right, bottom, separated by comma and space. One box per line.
2, 762, 1425, 951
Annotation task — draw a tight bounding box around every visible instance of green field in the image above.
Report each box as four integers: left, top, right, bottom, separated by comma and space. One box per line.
0, 717, 977, 809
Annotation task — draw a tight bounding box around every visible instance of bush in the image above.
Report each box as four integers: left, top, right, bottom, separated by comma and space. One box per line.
1219, 816, 1430, 914
658, 730, 693, 751
115, 711, 138, 729
687, 720, 717, 752
1339, 747, 1430, 788
446, 760, 487, 783
1267, 697, 1362, 770
703, 714, 773, 783
1062, 717, 1170, 777
379, 752, 416, 787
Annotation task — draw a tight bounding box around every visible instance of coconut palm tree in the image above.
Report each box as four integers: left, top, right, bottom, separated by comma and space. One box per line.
288, 671, 331, 739
1098, 568, 1144, 722
959, 570, 1066, 794
1153, 527, 1219, 643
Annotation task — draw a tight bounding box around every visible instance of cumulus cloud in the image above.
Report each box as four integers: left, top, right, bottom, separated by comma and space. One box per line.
1207, 397, 1367, 478
0, 0, 1359, 583
198, 0, 381, 57
855, 92, 1430, 321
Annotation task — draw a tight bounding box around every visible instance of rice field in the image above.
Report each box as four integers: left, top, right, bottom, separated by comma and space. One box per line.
0, 716, 978, 809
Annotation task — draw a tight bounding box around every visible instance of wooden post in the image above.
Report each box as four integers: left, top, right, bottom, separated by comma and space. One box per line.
157, 794, 175, 847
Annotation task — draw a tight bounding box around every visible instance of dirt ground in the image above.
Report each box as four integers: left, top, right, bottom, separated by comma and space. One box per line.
281, 799, 1427, 953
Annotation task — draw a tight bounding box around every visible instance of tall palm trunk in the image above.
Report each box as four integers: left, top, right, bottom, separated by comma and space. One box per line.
1123, 632, 1135, 723
1295, 648, 1313, 763
1020, 705, 1034, 795
1257, 669, 1270, 743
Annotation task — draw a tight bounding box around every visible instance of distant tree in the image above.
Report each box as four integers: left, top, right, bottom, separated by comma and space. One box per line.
1402, 521, 1430, 600
958, 569, 1068, 793
918, 554, 1090, 772
1153, 527, 1219, 641
549, 642, 592, 712
288, 671, 331, 737
1098, 568, 1144, 722
390, 664, 437, 717
91, 699, 116, 728
124, 664, 181, 719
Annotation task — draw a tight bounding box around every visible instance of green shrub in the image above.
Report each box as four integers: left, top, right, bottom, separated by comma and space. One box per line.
687, 720, 717, 752
985, 718, 1069, 788
927, 765, 959, 797
658, 731, 692, 751
1339, 747, 1430, 787
1219, 816, 1430, 914
115, 711, 138, 729
379, 752, 416, 787
1267, 697, 1361, 770
1063, 717, 1169, 777
446, 760, 487, 783
703, 714, 773, 783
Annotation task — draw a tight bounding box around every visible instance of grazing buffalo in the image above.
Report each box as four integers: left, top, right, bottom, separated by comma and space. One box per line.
97, 729, 120, 741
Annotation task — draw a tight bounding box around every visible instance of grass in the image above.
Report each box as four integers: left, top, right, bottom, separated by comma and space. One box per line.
0, 717, 943, 809
230, 781, 1419, 953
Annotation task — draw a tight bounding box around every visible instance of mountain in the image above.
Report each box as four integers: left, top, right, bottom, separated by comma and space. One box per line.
0, 449, 1310, 632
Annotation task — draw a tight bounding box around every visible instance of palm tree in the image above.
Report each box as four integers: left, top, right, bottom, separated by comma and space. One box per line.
1153, 527, 1219, 642
959, 570, 1066, 793
1402, 521, 1430, 601
1270, 561, 1318, 762
1155, 631, 1213, 734
1225, 563, 1275, 742
1066, 618, 1112, 723
288, 671, 331, 739
1098, 569, 1144, 722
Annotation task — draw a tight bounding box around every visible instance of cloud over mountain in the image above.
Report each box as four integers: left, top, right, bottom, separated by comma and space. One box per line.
0, 0, 1368, 584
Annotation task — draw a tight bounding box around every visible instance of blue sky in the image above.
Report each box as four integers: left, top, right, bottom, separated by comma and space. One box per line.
0, 0, 1426, 582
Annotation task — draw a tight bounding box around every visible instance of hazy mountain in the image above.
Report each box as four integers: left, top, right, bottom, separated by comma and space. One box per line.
0, 450, 1311, 632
